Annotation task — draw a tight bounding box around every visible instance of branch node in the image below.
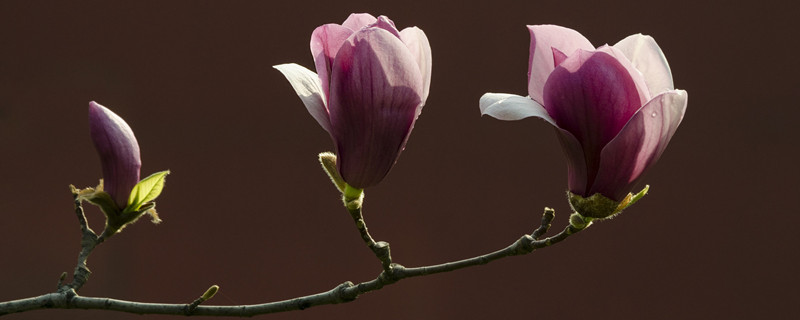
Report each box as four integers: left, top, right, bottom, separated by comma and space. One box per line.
371, 241, 394, 271
333, 281, 357, 302
379, 263, 405, 284
517, 234, 536, 254
62, 288, 78, 306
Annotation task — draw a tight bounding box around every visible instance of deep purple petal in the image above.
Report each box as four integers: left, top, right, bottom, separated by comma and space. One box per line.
596, 45, 651, 104
553, 127, 589, 196
590, 90, 687, 201
328, 28, 424, 188
614, 34, 674, 95
310, 24, 353, 100
342, 13, 377, 31
273, 63, 331, 133
88, 101, 142, 209
543, 50, 642, 194
399, 27, 432, 102
527, 25, 594, 105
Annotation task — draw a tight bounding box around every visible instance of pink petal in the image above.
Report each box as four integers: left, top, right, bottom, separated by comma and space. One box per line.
614, 34, 674, 95
400, 27, 432, 102
273, 63, 331, 133
369, 15, 401, 38
328, 28, 424, 188
342, 13, 377, 31
543, 50, 642, 194
527, 25, 594, 105
310, 24, 353, 100
590, 90, 688, 201
88, 101, 142, 208
552, 47, 568, 67
596, 45, 651, 104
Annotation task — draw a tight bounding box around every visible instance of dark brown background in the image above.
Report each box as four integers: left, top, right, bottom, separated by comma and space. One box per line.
0, 0, 796, 319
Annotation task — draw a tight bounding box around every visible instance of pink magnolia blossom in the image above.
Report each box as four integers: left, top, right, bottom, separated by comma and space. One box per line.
275, 13, 431, 189
88, 101, 142, 209
480, 25, 687, 202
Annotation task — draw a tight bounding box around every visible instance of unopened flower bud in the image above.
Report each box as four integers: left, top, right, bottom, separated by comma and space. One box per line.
88, 101, 141, 209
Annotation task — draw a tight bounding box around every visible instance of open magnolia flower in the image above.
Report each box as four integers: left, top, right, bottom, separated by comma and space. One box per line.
275, 13, 431, 190
480, 25, 687, 218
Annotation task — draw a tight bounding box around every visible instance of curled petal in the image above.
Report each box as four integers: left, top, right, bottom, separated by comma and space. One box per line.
543, 50, 642, 193
479, 93, 555, 125
310, 24, 353, 99
614, 34, 674, 95
342, 13, 377, 31
369, 16, 401, 38
527, 25, 594, 105
552, 47, 568, 67
329, 28, 424, 188
479, 93, 588, 195
273, 63, 331, 133
591, 90, 688, 201
400, 27, 432, 102
88, 101, 142, 209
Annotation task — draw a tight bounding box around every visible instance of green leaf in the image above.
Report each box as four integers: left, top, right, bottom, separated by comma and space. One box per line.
126, 170, 170, 212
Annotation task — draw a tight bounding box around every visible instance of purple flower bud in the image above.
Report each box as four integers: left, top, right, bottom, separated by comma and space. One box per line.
88, 101, 141, 209
481, 25, 687, 201
275, 13, 431, 188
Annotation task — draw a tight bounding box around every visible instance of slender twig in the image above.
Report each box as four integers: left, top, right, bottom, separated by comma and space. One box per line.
0, 207, 587, 317
347, 206, 378, 247
63, 190, 105, 292
347, 206, 394, 272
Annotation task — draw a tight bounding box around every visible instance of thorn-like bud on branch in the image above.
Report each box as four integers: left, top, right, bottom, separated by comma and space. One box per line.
202, 285, 219, 300
532, 207, 556, 239
57, 272, 68, 289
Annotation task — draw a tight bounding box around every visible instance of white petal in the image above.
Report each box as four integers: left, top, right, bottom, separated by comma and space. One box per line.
273, 63, 331, 133
479, 93, 556, 125
614, 34, 674, 94
400, 27, 432, 103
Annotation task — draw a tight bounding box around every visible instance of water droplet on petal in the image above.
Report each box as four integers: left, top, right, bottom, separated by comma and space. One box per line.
650, 112, 657, 118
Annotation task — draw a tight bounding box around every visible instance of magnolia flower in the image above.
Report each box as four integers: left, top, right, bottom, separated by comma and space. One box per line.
480, 25, 687, 209
275, 13, 431, 189
83, 101, 169, 234
89, 101, 142, 209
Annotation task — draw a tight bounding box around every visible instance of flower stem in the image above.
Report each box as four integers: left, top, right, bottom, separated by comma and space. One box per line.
347, 205, 394, 272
